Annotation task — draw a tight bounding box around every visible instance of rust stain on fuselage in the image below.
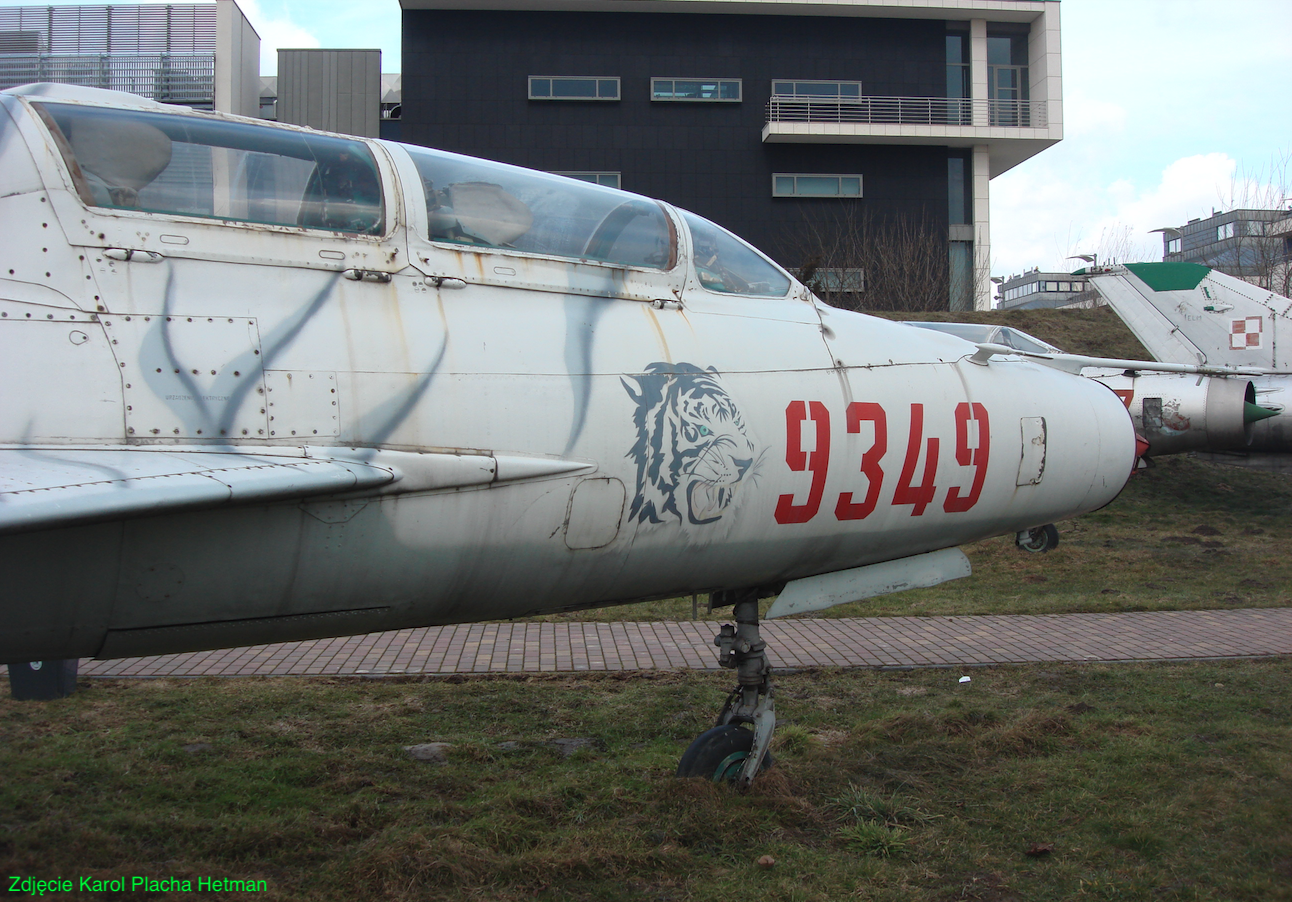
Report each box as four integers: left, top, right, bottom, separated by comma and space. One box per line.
642, 304, 672, 363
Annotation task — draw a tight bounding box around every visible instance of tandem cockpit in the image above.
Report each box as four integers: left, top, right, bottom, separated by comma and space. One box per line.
7, 84, 795, 304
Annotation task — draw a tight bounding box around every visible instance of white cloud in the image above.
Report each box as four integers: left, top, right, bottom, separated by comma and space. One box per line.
237, 0, 321, 75
1063, 91, 1127, 140
991, 153, 1250, 278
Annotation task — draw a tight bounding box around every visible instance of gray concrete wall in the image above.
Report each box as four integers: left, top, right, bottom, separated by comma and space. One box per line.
215, 0, 260, 117
277, 49, 381, 138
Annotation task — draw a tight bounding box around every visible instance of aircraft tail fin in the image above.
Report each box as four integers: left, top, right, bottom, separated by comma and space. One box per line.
1091, 263, 1291, 370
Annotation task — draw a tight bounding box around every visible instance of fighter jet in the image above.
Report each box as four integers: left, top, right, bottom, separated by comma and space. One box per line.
1090, 263, 1291, 456
1, 84, 1136, 786
903, 319, 1279, 458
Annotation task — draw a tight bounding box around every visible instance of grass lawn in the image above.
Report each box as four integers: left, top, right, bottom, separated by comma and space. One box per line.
2, 662, 1290, 901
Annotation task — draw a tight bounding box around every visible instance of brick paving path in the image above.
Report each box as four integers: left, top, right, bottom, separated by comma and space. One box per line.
29, 607, 1292, 678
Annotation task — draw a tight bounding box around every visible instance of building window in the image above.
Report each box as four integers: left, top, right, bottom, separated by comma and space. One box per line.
550, 171, 621, 189
1218, 222, 1235, 240
651, 78, 741, 102
948, 155, 970, 225
773, 174, 862, 198
946, 33, 970, 100
812, 268, 865, 292
1167, 237, 1182, 254
529, 77, 620, 100
771, 80, 862, 99
987, 30, 1030, 125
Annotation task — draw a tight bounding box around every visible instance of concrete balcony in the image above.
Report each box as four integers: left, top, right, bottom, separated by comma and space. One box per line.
763, 94, 1060, 176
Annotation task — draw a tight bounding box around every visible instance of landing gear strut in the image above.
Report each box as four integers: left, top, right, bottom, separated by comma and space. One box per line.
1015, 523, 1060, 553
676, 588, 775, 788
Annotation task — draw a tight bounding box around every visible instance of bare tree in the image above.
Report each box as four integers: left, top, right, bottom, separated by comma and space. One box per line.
1060, 222, 1151, 271
781, 206, 958, 312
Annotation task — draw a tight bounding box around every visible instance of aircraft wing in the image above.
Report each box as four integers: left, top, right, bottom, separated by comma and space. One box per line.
968, 343, 1267, 377
0, 448, 397, 536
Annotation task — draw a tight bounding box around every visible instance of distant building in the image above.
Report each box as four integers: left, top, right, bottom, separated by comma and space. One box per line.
380, 72, 400, 141
399, 0, 1065, 311
0, 1, 259, 116
1160, 208, 1292, 293
275, 48, 381, 138
258, 71, 401, 138
997, 269, 1093, 310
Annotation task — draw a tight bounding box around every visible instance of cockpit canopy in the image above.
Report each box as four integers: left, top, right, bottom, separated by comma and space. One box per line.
28, 93, 796, 299
904, 321, 1062, 355
402, 144, 675, 271
35, 101, 384, 234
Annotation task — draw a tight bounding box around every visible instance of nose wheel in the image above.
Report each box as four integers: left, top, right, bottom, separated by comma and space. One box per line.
1016, 523, 1060, 553
676, 588, 775, 788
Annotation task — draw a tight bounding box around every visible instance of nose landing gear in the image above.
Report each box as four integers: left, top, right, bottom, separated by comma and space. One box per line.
676, 588, 775, 788
1015, 523, 1060, 553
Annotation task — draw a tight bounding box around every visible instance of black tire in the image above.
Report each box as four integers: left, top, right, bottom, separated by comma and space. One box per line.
675, 724, 772, 782
1016, 523, 1060, 553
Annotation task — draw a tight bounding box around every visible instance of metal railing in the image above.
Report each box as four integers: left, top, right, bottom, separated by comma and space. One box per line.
765, 95, 1048, 129
0, 52, 214, 105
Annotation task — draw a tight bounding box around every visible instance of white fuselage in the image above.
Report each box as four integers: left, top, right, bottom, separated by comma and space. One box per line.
0, 85, 1136, 662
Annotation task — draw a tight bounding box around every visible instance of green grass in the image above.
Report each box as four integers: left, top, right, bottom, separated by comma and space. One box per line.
3, 662, 1291, 900
875, 306, 1152, 360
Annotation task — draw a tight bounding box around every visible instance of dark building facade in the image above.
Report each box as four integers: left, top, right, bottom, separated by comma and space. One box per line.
399, 0, 1062, 310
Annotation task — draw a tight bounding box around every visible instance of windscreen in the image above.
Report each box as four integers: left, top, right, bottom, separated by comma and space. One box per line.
35, 102, 384, 234
403, 144, 674, 270
681, 210, 791, 298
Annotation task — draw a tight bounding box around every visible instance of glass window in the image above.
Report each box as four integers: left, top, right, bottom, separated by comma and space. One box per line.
1045, 281, 1059, 292
1218, 222, 1235, 240
405, 144, 672, 270
1167, 237, 1182, 254
948, 155, 969, 224
946, 33, 970, 100
529, 76, 620, 100
987, 32, 1029, 66
772, 174, 862, 198
652, 78, 741, 102
906, 322, 995, 343
813, 268, 865, 292
35, 101, 383, 234
772, 80, 862, 99
987, 31, 1030, 124
995, 327, 1055, 354
550, 171, 621, 189
682, 210, 791, 297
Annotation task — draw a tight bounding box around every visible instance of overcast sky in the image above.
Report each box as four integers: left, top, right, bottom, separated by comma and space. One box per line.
14, 0, 1292, 292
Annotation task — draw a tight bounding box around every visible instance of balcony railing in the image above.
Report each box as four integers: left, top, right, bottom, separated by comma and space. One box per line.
0, 52, 215, 106
765, 95, 1048, 129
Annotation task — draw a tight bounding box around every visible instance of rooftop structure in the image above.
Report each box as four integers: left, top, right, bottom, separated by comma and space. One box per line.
0, 1, 258, 115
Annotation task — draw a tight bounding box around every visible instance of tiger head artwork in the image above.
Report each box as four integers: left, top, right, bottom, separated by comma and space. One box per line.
621, 363, 759, 528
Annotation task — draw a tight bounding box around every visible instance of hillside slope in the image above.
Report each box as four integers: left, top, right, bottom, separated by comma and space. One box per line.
872, 305, 1150, 360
